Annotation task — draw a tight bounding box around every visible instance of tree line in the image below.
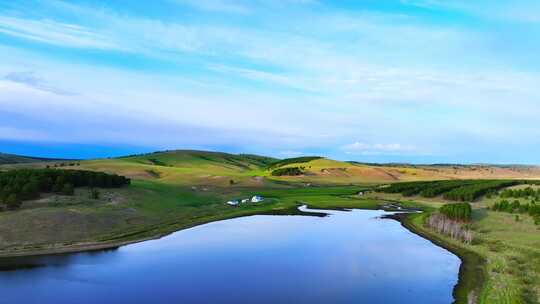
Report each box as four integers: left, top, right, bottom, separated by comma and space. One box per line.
377, 179, 536, 201
271, 167, 305, 176
491, 200, 540, 225
499, 187, 540, 199
425, 203, 473, 244
442, 180, 519, 201
0, 169, 130, 210
268, 156, 321, 169
426, 213, 473, 244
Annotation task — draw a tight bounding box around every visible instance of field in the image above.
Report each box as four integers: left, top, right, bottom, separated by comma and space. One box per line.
1, 150, 540, 304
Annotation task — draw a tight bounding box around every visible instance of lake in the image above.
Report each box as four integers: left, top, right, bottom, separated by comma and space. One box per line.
0, 207, 460, 304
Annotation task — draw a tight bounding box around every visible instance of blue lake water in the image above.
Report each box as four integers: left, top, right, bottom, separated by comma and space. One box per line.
0, 208, 460, 304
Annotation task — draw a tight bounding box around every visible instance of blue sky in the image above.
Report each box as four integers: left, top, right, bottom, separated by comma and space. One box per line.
0, 0, 539, 163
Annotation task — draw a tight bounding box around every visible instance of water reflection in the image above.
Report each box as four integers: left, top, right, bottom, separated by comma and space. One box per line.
0, 208, 459, 304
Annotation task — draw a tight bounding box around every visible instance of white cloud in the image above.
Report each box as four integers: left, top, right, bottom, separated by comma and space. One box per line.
0, 1, 539, 162
341, 142, 417, 155
0, 16, 122, 50
4, 71, 76, 95
175, 0, 251, 14
174, 0, 318, 14
0, 126, 53, 142
401, 0, 540, 23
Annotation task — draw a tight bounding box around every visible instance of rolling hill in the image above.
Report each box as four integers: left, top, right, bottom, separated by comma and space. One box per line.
2, 150, 540, 186
0, 152, 64, 165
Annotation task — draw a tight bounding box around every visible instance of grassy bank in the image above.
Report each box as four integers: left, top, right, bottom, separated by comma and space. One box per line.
395, 212, 486, 304
373, 191, 540, 304
0, 182, 375, 257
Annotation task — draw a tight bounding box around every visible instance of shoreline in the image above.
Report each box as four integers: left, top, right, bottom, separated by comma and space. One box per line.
388, 212, 486, 304
0, 205, 325, 258
0, 203, 484, 304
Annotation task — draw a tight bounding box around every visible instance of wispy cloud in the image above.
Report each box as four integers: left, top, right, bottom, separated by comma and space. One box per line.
4, 71, 76, 95
0, 16, 121, 50
0, 1, 539, 162
401, 0, 540, 23
0, 126, 53, 142
174, 0, 318, 14
175, 0, 251, 14
341, 142, 418, 156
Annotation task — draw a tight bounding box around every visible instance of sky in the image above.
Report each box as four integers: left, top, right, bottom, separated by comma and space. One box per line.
0, 0, 539, 163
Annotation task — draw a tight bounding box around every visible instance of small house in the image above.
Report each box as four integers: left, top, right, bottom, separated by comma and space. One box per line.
251, 195, 264, 203
241, 199, 250, 203
226, 200, 239, 206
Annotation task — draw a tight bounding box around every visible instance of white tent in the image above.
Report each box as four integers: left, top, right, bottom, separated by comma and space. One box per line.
251, 195, 263, 203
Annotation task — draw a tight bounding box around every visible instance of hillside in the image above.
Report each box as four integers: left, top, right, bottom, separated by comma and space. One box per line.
266, 158, 540, 184
0, 153, 63, 165
2, 150, 540, 186
74, 150, 278, 187
122, 150, 276, 169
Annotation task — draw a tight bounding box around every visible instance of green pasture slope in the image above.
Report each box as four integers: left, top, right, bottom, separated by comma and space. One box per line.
122, 150, 277, 170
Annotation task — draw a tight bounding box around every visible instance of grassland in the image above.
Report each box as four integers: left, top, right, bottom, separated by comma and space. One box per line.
1, 150, 540, 304
0, 180, 380, 256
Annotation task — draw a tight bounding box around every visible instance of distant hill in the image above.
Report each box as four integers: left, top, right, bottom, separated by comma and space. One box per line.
265, 157, 540, 184
0, 153, 64, 165
120, 150, 277, 170
268, 156, 322, 169
2, 149, 539, 185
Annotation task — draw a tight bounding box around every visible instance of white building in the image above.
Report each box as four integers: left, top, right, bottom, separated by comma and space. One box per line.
251, 195, 264, 203
241, 199, 250, 203
226, 200, 239, 206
